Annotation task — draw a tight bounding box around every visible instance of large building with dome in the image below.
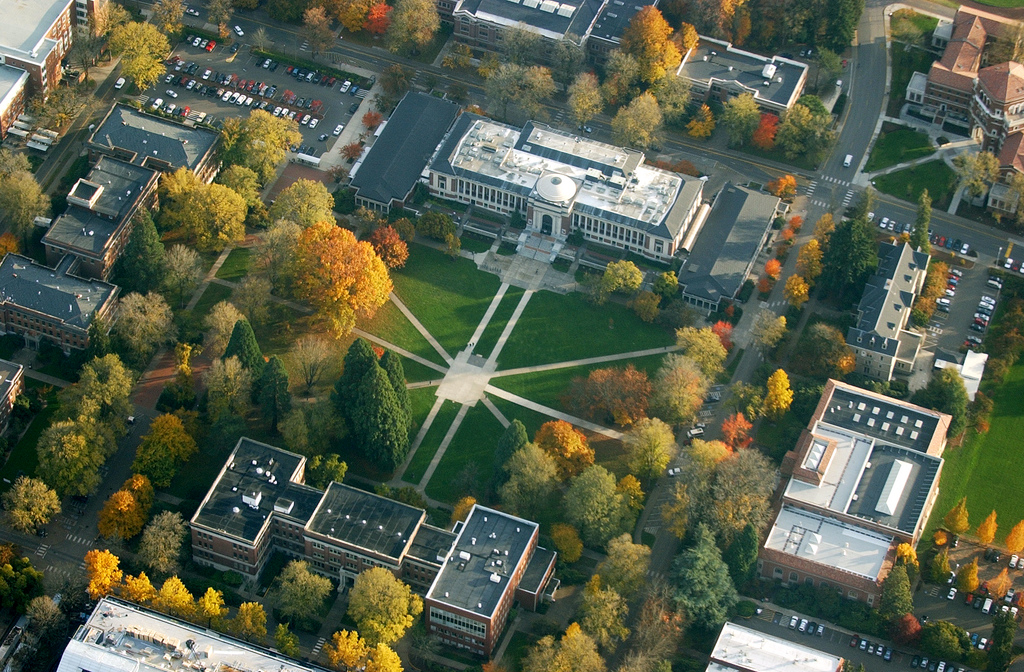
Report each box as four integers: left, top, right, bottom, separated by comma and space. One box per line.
427, 114, 706, 261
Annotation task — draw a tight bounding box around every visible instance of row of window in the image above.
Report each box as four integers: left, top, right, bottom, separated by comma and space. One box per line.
769, 566, 872, 604
571, 213, 648, 248
441, 176, 525, 213
429, 607, 487, 637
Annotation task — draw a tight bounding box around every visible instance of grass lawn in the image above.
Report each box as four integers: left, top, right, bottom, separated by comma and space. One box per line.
973, 0, 1024, 6
474, 287, 526, 360
924, 361, 1024, 546
0, 391, 60, 492
425, 403, 506, 502
215, 248, 251, 280
888, 43, 938, 117
391, 244, 502, 357
591, 432, 629, 479
401, 358, 445, 383
402, 399, 459, 486
191, 282, 233, 319
251, 303, 313, 357
485, 394, 553, 439
874, 160, 958, 208
460, 233, 493, 254
489, 353, 668, 411
497, 291, 674, 369
408, 387, 439, 439
359, 300, 448, 367
865, 126, 935, 172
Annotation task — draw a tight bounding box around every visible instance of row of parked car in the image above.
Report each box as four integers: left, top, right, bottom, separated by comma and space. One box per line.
849, 634, 894, 662
910, 656, 969, 672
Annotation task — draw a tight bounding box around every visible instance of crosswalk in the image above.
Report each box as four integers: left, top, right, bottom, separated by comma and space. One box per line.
35, 544, 49, 558
820, 175, 851, 187
299, 41, 310, 52
841, 189, 854, 207
805, 180, 817, 197
66, 533, 94, 547
311, 637, 326, 657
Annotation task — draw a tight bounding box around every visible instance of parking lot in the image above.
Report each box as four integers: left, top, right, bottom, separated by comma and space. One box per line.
918, 250, 997, 361
139, 37, 373, 159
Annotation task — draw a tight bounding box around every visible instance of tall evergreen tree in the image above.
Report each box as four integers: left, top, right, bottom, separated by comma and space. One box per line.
332, 338, 378, 421
85, 316, 110, 360
673, 524, 737, 629
878, 565, 914, 621
379, 350, 412, 434
723, 522, 759, 586
826, 0, 865, 52
114, 212, 166, 294
223, 320, 264, 375
820, 217, 879, 302
258, 356, 292, 432
354, 366, 410, 472
912, 189, 932, 253
492, 419, 530, 490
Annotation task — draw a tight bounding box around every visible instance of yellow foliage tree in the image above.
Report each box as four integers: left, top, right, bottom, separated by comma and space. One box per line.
617, 474, 644, 513
293, 220, 393, 338
956, 558, 979, 593
978, 510, 998, 545
784, 275, 810, 309
990, 567, 1012, 598
661, 482, 690, 540
551, 524, 583, 563
687, 104, 715, 139
155, 576, 195, 619
365, 643, 403, 672
197, 587, 228, 627
347, 567, 423, 646
797, 239, 823, 282
121, 572, 156, 605
450, 496, 477, 526
896, 543, 918, 569
232, 602, 267, 642
98, 490, 147, 540
324, 629, 369, 669
535, 420, 594, 481
85, 549, 123, 599
943, 497, 970, 535
813, 213, 835, 246
763, 369, 793, 421
1006, 520, 1024, 554
0, 232, 19, 256
933, 530, 948, 546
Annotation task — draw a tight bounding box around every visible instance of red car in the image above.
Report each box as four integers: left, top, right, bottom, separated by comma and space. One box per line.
205, 40, 216, 51
850, 635, 859, 647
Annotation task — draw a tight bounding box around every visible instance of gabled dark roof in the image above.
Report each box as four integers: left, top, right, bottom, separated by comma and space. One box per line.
680, 183, 778, 304
0, 254, 117, 330
89, 104, 218, 172
848, 242, 927, 345
350, 92, 461, 207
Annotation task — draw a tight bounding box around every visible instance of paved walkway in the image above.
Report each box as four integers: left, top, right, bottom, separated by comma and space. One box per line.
484, 386, 624, 439
184, 247, 233, 312
391, 396, 444, 483
417, 403, 470, 487
490, 344, 682, 379
389, 292, 454, 365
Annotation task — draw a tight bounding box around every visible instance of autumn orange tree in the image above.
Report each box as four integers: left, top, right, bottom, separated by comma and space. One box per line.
362, 110, 384, 130
956, 557, 979, 593
990, 567, 1012, 598
121, 572, 157, 605
342, 142, 364, 161
1006, 520, 1024, 553
98, 474, 154, 540
364, 2, 392, 34
751, 113, 778, 150
721, 412, 753, 449
535, 420, 594, 480
619, 6, 681, 83
687, 104, 715, 139
711, 321, 733, 350
368, 225, 409, 269
767, 175, 797, 199
797, 239, 824, 282
0, 232, 19, 256
978, 510, 999, 545
564, 365, 651, 427
325, 629, 369, 669
85, 549, 123, 599
294, 221, 392, 338
764, 259, 782, 280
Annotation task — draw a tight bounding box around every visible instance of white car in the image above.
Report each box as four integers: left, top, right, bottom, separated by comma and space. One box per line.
233, 25, 244, 36
947, 587, 957, 600
193, 37, 201, 47
236, 94, 246, 105
114, 77, 126, 90
185, 7, 200, 16
288, 110, 298, 120
273, 106, 282, 116
309, 118, 319, 129
165, 89, 178, 98
164, 103, 176, 114
229, 92, 239, 103
222, 90, 233, 101
340, 80, 352, 93
150, 97, 164, 110
1011, 555, 1020, 568
879, 217, 889, 229
300, 114, 311, 125
333, 124, 344, 136
202, 69, 212, 80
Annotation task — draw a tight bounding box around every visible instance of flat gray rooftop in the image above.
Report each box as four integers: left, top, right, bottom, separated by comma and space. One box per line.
681, 183, 778, 304
454, 0, 601, 40
0, 254, 116, 330
680, 39, 807, 109
0, 0, 66, 58
408, 524, 457, 565
591, 0, 654, 42
0, 64, 27, 104
0, 358, 22, 402
192, 439, 317, 542
90, 104, 218, 172
766, 505, 892, 581
710, 621, 845, 672
44, 157, 158, 256
58, 597, 318, 672
427, 506, 536, 617
825, 386, 940, 453
307, 483, 424, 562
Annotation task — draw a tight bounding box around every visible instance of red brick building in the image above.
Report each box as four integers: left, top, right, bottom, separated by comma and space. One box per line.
758, 380, 949, 605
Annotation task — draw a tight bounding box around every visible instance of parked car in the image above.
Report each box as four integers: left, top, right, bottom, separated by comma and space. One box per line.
233, 25, 244, 36
948, 587, 957, 600
789, 616, 799, 629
